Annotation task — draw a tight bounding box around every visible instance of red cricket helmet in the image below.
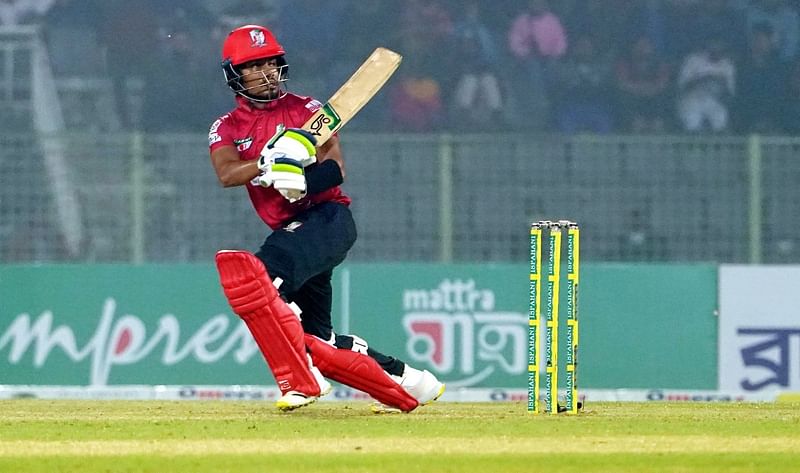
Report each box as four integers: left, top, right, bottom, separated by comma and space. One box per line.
221, 25, 288, 102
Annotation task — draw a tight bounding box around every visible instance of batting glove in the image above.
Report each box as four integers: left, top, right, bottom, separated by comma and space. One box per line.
257, 155, 307, 203
256, 128, 317, 203
259, 127, 318, 168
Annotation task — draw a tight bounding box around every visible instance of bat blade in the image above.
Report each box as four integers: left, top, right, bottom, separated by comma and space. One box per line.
302, 47, 402, 145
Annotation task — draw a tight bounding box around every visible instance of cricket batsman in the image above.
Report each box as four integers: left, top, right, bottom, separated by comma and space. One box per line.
208, 25, 445, 412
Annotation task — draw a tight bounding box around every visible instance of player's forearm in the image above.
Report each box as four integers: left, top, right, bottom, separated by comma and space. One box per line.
216, 160, 260, 187
211, 145, 261, 187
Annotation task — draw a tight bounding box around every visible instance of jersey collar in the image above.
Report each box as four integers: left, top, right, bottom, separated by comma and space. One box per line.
236, 95, 284, 113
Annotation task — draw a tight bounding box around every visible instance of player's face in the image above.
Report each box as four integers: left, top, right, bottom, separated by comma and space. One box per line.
239, 57, 281, 98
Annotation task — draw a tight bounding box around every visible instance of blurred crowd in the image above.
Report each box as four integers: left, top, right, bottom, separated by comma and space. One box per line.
4, 0, 800, 135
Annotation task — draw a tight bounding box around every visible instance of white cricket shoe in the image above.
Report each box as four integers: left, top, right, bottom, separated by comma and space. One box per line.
371, 366, 445, 414
275, 391, 317, 411
275, 357, 333, 411
275, 382, 332, 411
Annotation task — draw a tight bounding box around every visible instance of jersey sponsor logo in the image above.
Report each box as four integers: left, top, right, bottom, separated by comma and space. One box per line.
209, 117, 224, 133
234, 137, 253, 152
208, 117, 224, 146
306, 99, 323, 112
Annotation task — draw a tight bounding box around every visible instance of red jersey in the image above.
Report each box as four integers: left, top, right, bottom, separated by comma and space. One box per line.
208, 94, 351, 230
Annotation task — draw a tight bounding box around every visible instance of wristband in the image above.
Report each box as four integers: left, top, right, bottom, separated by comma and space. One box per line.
305, 160, 343, 194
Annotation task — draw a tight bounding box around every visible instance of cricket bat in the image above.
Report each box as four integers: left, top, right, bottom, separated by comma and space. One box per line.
301, 47, 402, 145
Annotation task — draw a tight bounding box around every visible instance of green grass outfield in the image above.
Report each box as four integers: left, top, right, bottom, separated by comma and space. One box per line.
1, 400, 799, 472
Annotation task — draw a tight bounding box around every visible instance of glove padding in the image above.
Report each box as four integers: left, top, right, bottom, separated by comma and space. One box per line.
256, 128, 317, 203
257, 155, 307, 202
260, 127, 318, 168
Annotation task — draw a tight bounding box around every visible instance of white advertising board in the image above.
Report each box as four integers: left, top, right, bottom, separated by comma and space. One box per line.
719, 265, 800, 393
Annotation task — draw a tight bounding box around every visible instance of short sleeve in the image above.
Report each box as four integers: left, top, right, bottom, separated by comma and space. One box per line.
208, 115, 233, 152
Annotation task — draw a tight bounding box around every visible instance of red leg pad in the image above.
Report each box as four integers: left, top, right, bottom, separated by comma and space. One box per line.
216, 250, 320, 397
305, 334, 419, 412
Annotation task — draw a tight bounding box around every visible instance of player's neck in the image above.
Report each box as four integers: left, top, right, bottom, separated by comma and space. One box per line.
249, 94, 285, 110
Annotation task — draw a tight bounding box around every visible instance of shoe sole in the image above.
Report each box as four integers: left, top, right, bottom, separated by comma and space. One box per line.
422, 383, 446, 406
275, 384, 333, 412
370, 403, 402, 414
276, 396, 318, 412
